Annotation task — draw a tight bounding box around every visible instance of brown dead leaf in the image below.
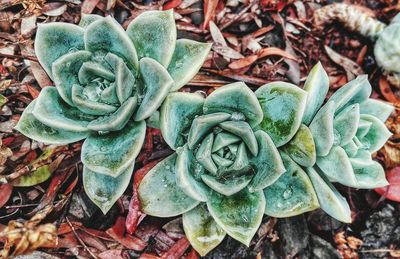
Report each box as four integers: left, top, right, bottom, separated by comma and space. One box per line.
324, 45, 364, 80
202, 0, 219, 30
81, 0, 100, 14
228, 55, 258, 69
379, 76, 400, 105
42, 2, 67, 16
30, 62, 53, 88
257, 47, 297, 61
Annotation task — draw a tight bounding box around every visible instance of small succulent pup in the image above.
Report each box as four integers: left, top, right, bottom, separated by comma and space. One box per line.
15, 10, 211, 213
138, 62, 393, 256
314, 3, 400, 87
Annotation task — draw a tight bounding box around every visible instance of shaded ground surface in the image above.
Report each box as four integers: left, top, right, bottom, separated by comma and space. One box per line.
0, 0, 400, 258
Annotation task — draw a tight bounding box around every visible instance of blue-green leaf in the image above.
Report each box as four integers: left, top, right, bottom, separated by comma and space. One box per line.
283, 124, 316, 167
83, 164, 133, 214
263, 153, 319, 217
126, 9, 176, 68
138, 154, 200, 217
183, 204, 226, 256
207, 189, 265, 246
134, 58, 174, 121
248, 130, 286, 192
32, 87, 94, 132
84, 16, 138, 70
359, 99, 393, 122
81, 120, 146, 177
256, 82, 307, 147
302, 62, 329, 125
204, 82, 263, 128
306, 167, 351, 223
79, 14, 102, 28
309, 101, 335, 156
168, 39, 211, 91
358, 114, 392, 153
35, 23, 84, 79
333, 104, 360, 145
160, 92, 204, 150
15, 100, 88, 145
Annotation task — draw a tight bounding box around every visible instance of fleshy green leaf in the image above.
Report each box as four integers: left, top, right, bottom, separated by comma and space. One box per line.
211, 132, 240, 153
207, 189, 265, 246
353, 160, 389, 188
333, 104, 360, 145
328, 75, 371, 113
188, 112, 231, 149
84, 16, 138, 70
176, 145, 210, 202
283, 124, 316, 168
256, 82, 307, 147
160, 92, 204, 150
113, 55, 135, 104
316, 146, 358, 187
196, 133, 218, 175
168, 39, 212, 91
52, 50, 92, 106
248, 130, 285, 192
309, 101, 335, 156
32, 87, 94, 132
126, 9, 176, 67
306, 167, 351, 223
134, 58, 174, 121
358, 114, 392, 153
302, 62, 329, 125
201, 173, 252, 196
264, 153, 319, 217
356, 119, 372, 139
71, 84, 118, 115
82, 120, 146, 177
87, 96, 137, 131
79, 14, 102, 28
12, 165, 52, 187
183, 203, 226, 256
78, 61, 115, 84
359, 99, 393, 122
138, 154, 200, 217
35, 23, 84, 79
83, 164, 133, 214
204, 82, 263, 128
219, 121, 258, 156
15, 100, 88, 145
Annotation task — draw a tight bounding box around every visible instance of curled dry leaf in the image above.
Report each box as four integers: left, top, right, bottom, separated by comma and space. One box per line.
202, 0, 219, 30
324, 45, 364, 80
0, 183, 13, 208
379, 77, 400, 105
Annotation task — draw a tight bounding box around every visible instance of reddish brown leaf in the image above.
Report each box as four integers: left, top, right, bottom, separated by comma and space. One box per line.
228, 55, 258, 70
30, 62, 53, 88
107, 216, 147, 251
140, 253, 161, 259
0, 183, 13, 208
163, 0, 182, 10
379, 77, 400, 105
375, 167, 400, 202
26, 85, 40, 99
202, 0, 219, 30
257, 47, 297, 61
185, 248, 199, 259
126, 160, 159, 234
99, 249, 125, 259
81, 0, 100, 14
161, 237, 190, 259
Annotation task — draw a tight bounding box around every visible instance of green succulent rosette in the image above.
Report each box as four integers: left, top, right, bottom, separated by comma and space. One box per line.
15, 10, 211, 213
374, 13, 400, 85
138, 63, 393, 256
260, 62, 393, 223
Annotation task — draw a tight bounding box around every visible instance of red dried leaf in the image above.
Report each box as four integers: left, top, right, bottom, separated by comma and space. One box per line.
81, 0, 100, 14
257, 47, 297, 61
27, 85, 40, 99
140, 253, 161, 259
107, 216, 147, 251
99, 249, 125, 259
161, 237, 190, 259
2, 137, 15, 146
375, 167, 400, 202
379, 77, 400, 105
163, 0, 182, 10
185, 248, 199, 259
202, 0, 219, 30
0, 183, 13, 208
126, 160, 159, 234
228, 55, 258, 70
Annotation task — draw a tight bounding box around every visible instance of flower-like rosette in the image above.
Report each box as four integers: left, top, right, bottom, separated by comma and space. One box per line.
139, 83, 289, 255
257, 62, 393, 223
15, 10, 211, 213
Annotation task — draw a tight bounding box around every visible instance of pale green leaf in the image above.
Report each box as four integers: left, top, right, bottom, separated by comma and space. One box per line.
79, 14, 102, 28
219, 121, 258, 156
333, 104, 360, 145
358, 114, 392, 153
309, 101, 335, 156
283, 124, 316, 167
359, 98, 393, 122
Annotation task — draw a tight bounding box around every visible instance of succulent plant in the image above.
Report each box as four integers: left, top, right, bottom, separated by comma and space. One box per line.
314, 3, 400, 87
137, 63, 393, 256
15, 10, 211, 213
